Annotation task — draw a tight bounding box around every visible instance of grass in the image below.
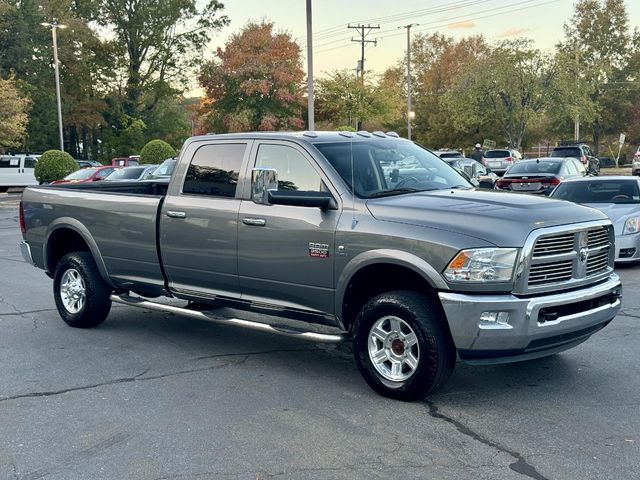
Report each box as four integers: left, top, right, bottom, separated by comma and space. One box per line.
600, 166, 632, 176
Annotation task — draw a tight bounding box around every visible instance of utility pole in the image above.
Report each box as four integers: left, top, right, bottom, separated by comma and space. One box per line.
348, 24, 379, 130
399, 24, 418, 140
41, 20, 67, 151
574, 50, 580, 142
306, 0, 314, 131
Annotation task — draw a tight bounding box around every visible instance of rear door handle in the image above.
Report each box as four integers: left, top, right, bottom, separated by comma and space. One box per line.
242, 217, 266, 227
166, 210, 187, 219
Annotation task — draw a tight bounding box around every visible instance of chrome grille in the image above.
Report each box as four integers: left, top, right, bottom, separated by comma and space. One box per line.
587, 250, 609, 276
532, 233, 574, 256
528, 260, 573, 285
522, 224, 613, 292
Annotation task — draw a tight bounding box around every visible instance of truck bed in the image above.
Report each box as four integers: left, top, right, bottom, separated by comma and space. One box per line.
21, 181, 168, 295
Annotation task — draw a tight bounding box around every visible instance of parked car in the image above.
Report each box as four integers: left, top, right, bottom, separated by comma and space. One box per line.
103, 165, 157, 182
51, 165, 118, 184
145, 158, 176, 179
632, 146, 640, 176
551, 143, 599, 176
433, 149, 465, 160
495, 157, 586, 195
0, 153, 39, 190
550, 176, 640, 262
75, 160, 102, 169
483, 149, 522, 175
111, 157, 139, 167
444, 158, 498, 188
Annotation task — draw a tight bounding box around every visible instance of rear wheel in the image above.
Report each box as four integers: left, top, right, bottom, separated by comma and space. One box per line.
353, 290, 455, 400
53, 252, 112, 328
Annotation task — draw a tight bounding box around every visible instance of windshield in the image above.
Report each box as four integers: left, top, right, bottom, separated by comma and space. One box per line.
507, 160, 562, 175
553, 180, 640, 204
315, 140, 470, 198
64, 168, 98, 180
105, 167, 145, 180
151, 159, 176, 177
484, 150, 510, 158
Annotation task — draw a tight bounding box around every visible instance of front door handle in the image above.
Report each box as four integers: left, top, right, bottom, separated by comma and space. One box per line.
242, 217, 266, 227
166, 210, 187, 219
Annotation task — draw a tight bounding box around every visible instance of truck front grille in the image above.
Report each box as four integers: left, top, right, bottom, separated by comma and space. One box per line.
522, 224, 614, 293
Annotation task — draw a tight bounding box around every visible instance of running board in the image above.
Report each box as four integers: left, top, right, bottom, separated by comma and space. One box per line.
110, 294, 347, 343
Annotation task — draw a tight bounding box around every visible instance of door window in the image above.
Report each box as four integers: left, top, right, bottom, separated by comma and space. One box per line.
565, 160, 577, 175
24, 157, 37, 168
255, 144, 322, 192
183, 143, 246, 197
95, 168, 114, 180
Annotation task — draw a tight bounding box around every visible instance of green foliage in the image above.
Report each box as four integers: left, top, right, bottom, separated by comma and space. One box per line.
0, 76, 30, 153
337, 125, 356, 132
34, 150, 77, 184
140, 139, 176, 165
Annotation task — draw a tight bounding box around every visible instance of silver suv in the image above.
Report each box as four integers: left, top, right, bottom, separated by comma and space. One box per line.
483, 149, 522, 174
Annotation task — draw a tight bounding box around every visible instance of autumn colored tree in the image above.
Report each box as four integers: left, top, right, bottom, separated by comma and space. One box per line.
0, 76, 30, 153
199, 21, 305, 132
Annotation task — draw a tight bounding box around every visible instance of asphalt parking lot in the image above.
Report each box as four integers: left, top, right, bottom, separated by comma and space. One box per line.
0, 192, 638, 480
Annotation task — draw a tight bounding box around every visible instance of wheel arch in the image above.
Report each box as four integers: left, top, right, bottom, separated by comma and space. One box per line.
44, 218, 114, 288
335, 250, 448, 333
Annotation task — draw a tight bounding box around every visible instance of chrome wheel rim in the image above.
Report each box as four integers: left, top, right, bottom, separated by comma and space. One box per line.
368, 315, 420, 382
60, 268, 86, 314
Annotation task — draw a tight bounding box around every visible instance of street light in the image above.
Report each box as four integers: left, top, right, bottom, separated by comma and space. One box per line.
41, 21, 67, 152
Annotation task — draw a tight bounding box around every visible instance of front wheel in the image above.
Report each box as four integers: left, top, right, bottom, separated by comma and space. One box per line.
353, 291, 455, 400
53, 252, 112, 328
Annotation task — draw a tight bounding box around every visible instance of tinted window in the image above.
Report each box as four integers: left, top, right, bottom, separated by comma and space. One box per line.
553, 180, 640, 204
0, 156, 20, 168
24, 157, 37, 168
507, 161, 562, 175
183, 143, 246, 197
255, 144, 322, 192
105, 167, 146, 180
95, 168, 114, 179
484, 150, 510, 158
552, 147, 582, 158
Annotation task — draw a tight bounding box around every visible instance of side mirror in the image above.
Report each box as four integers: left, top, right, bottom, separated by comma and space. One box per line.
251, 168, 278, 205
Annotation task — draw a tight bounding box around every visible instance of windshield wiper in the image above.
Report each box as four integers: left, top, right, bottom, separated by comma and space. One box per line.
448, 184, 473, 190
367, 187, 430, 198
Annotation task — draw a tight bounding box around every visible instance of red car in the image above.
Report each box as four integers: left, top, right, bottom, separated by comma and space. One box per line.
51, 166, 118, 184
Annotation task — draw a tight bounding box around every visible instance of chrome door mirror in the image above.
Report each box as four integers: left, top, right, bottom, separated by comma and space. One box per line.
251, 168, 278, 205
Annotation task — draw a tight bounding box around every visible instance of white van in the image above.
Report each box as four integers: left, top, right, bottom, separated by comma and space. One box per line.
0, 154, 39, 190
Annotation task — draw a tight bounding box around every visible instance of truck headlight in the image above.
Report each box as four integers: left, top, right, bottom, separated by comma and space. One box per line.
623, 217, 640, 235
443, 248, 519, 282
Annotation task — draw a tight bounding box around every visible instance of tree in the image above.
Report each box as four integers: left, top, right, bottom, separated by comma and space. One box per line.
99, 0, 229, 117
555, 0, 634, 151
199, 21, 305, 132
445, 40, 554, 150
0, 76, 30, 153
34, 150, 77, 184
140, 139, 176, 164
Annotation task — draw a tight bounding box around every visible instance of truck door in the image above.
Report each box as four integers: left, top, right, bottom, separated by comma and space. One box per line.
21, 156, 39, 186
237, 142, 340, 316
160, 141, 250, 299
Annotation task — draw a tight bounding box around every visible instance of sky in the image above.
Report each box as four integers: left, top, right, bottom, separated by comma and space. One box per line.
202, 0, 640, 78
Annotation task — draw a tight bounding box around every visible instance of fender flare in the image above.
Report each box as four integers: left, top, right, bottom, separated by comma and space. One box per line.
43, 218, 115, 288
334, 249, 447, 325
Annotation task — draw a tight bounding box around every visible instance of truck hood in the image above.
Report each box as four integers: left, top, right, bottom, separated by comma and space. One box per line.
366, 189, 608, 247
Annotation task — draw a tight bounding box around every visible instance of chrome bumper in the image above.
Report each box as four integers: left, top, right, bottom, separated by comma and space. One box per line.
20, 241, 36, 266
439, 274, 622, 364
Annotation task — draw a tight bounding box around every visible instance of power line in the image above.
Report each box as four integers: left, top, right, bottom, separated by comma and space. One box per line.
349, 24, 380, 81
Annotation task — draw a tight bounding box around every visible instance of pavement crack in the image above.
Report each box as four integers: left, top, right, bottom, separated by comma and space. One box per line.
425, 400, 549, 480
0, 308, 56, 317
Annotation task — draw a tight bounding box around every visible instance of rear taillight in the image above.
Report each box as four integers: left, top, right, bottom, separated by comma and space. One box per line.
496, 178, 511, 189
19, 201, 26, 235
541, 177, 561, 187
504, 157, 513, 163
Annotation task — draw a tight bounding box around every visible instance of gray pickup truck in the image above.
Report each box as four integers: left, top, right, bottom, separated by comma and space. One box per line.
19, 131, 622, 400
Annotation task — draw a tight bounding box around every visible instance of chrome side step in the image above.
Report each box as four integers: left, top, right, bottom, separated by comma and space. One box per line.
110, 294, 348, 343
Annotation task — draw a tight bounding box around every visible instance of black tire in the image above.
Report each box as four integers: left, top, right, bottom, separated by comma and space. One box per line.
353, 290, 455, 401
53, 252, 112, 328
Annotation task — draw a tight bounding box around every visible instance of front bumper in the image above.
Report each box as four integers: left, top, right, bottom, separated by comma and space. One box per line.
438, 274, 622, 364
20, 241, 36, 266
615, 233, 640, 262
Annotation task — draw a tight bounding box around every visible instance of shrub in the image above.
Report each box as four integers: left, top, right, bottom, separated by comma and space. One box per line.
34, 150, 77, 184
139, 139, 176, 165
